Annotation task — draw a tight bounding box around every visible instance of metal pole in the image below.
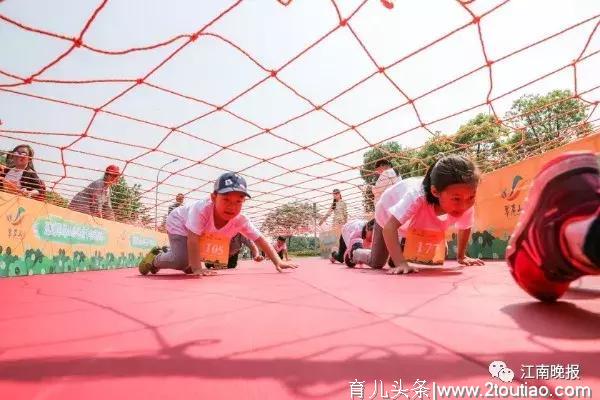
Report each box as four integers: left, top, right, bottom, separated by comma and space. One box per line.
313, 202, 317, 253
155, 158, 178, 230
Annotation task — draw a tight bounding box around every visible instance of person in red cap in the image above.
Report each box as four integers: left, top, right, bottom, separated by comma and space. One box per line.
68, 164, 121, 219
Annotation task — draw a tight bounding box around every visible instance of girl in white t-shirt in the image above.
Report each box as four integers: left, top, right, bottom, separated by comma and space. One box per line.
138, 172, 298, 276
330, 219, 375, 267
352, 155, 485, 274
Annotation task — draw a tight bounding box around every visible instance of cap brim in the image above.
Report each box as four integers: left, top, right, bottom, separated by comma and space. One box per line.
216, 187, 251, 198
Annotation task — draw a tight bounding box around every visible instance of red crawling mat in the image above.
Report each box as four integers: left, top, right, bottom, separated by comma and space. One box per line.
1, 259, 598, 399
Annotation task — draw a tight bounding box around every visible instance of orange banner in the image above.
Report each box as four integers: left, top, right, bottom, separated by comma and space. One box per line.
2, 135, 599, 271
318, 134, 600, 260
0, 192, 168, 277
449, 133, 600, 259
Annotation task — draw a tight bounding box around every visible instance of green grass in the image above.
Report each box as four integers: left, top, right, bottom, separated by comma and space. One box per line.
289, 250, 321, 257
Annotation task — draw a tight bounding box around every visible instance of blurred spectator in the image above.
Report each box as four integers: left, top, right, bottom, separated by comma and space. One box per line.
372, 159, 399, 206
68, 164, 120, 220
0, 144, 46, 201
318, 188, 348, 231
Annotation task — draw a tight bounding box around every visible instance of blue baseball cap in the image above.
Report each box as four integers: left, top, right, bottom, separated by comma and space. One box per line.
214, 172, 251, 198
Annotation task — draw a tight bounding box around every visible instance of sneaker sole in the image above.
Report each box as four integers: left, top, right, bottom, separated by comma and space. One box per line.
506, 152, 599, 260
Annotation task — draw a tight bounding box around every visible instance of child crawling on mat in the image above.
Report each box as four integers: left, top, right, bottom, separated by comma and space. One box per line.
330, 219, 375, 267
138, 172, 298, 276
273, 236, 291, 261
351, 155, 485, 274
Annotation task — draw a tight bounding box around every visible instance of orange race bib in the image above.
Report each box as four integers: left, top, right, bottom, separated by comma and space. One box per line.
198, 233, 230, 266
404, 228, 446, 265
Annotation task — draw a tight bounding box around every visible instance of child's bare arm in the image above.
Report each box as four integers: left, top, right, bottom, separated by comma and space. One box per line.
457, 228, 484, 266
382, 217, 415, 274
319, 208, 332, 226
249, 241, 264, 261
255, 236, 298, 272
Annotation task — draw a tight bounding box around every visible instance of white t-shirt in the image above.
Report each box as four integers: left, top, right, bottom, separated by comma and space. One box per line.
166, 199, 261, 241
376, 177, 474, 236
4, 168, 24, 187
341, 219, 366, 245
375, 177, 423, 227
273, 241, 287, 252
372, 168, 400, 205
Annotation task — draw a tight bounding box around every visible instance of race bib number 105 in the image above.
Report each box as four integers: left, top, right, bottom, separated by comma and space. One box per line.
198, 233, 230, 266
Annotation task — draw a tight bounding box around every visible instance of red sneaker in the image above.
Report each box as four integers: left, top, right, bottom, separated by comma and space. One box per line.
506, 152, 600, 302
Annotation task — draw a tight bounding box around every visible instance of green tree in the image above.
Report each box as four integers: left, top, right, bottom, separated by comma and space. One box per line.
261, 202, 318, 238
110, 177, 148, 224
360, 142, 419, 212
413, 134, 458, 174
362, 185, 375, 214
360, 142, 417, 185
505, 89, 590, 158
453, 113, 509, 172
46, 191, 69, 208
287, 236, 319, 252
359, 90, 592, 213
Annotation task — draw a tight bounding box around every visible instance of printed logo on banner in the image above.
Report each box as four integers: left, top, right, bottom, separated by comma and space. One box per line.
501, 175, 524, 202
129, 234, 158, 249
7, 206, 26, 225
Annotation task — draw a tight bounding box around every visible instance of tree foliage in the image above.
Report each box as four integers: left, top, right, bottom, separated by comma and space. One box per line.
505, 89, 590, 158
110, 177, 148, 224
46, 191, 69, 208
506, 89, 589, 141
359, 89, 591, 212
261, 202, 319, 238
360, 142, 416, 184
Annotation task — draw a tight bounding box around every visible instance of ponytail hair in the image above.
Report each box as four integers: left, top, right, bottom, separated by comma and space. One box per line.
423, 155, 480, 205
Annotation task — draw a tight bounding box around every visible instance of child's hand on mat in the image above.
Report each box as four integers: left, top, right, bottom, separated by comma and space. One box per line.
193, 267, 218, 276
458, 256, 484, 266
388, 262, 418, 275
253, 255, 265, 262
275, 261, 298, 272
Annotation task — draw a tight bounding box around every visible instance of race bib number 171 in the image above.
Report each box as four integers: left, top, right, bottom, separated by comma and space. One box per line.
404, 228, 446, 265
